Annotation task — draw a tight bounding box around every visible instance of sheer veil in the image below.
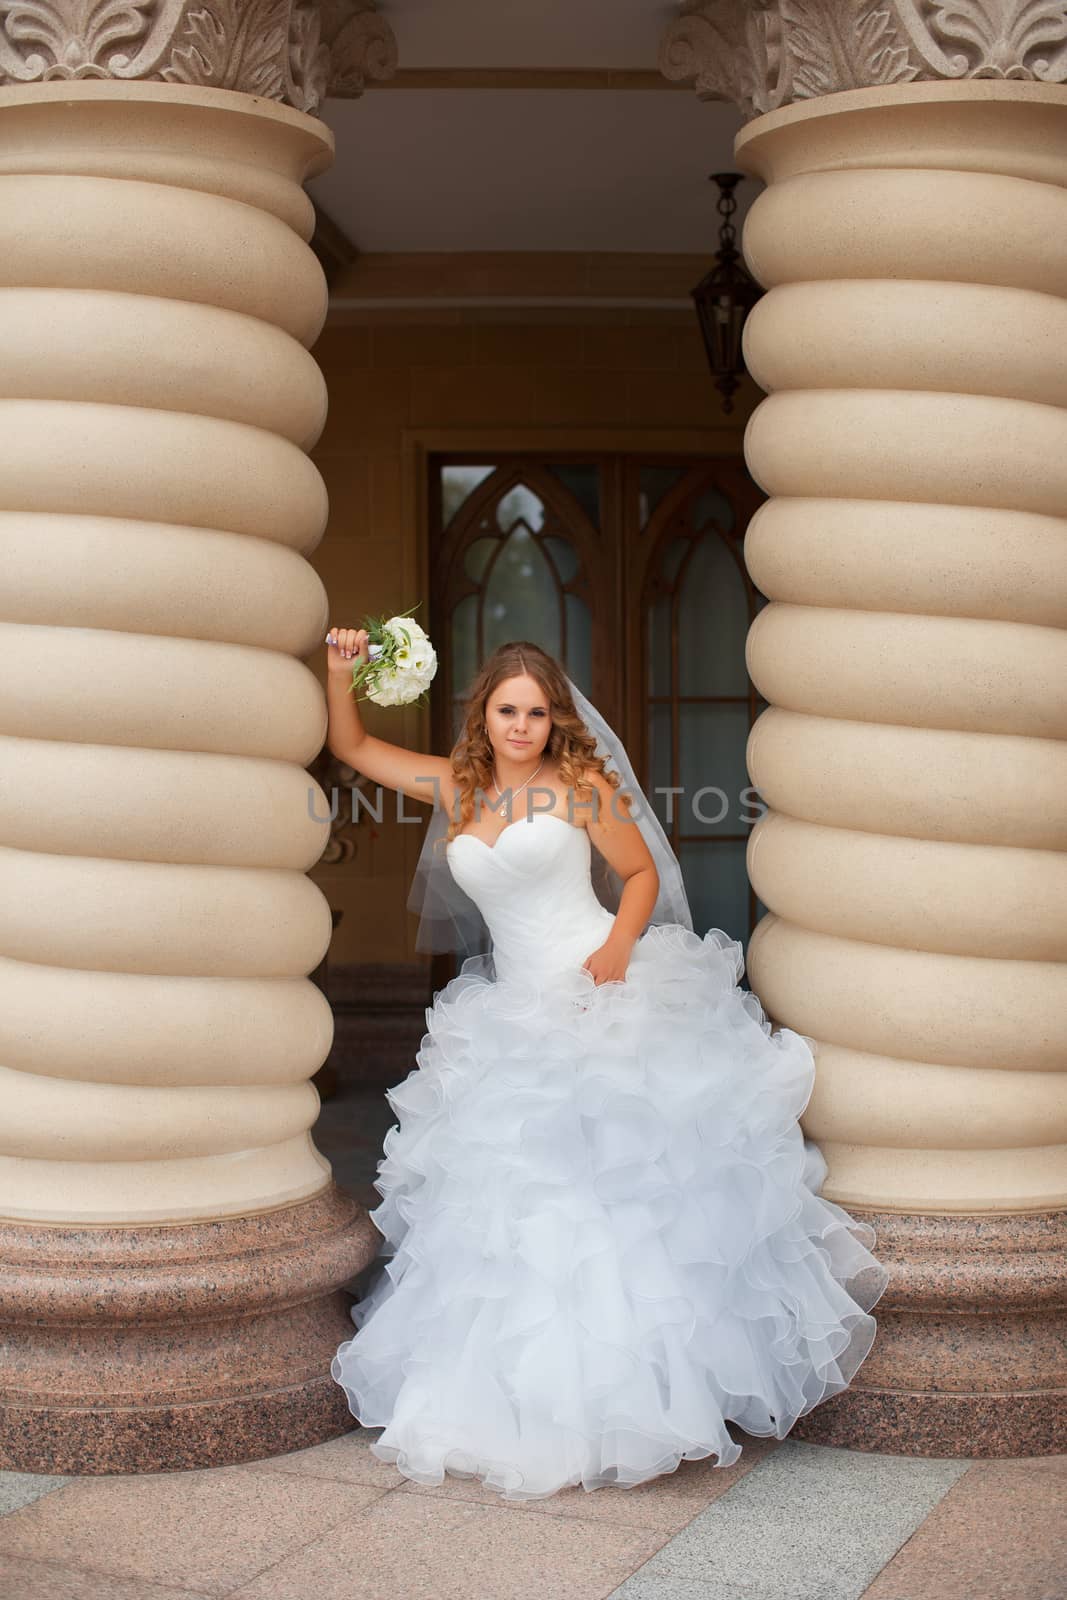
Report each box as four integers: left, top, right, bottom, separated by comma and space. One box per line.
406, 673, 692, 961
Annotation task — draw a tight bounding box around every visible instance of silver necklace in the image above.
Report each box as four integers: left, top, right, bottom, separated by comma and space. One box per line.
489, 754, 545, 811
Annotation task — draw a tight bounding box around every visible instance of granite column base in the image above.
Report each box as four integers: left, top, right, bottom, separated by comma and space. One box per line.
793, 1208, 1066, 1456
0, 1185, 378, 1474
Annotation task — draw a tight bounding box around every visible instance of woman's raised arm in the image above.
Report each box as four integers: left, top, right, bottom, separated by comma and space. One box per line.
325, 625, 453, 808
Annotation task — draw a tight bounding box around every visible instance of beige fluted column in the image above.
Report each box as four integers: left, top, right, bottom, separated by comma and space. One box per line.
662, 3, 1067, 1454
0, 3, 397, 1472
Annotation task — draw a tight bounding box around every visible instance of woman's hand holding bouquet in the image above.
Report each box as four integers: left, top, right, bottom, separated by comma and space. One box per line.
325, 606, 437, 708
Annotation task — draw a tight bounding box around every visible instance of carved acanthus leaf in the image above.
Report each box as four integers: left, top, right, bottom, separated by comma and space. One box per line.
316, 0, 396, 96
287, 0, 330, 112
0, 0, 398, 110
783, 0, 919, 100
658, 0, 749, 105
160, 0, 289, 96
659, 0, 1067, 118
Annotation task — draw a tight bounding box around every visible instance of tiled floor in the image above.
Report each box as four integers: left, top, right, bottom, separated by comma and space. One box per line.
3, 1084, 1062, 1600
2, 1438, 1063, 1600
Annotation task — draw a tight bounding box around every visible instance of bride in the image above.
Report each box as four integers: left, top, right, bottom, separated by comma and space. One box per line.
323, 626, 889, 1503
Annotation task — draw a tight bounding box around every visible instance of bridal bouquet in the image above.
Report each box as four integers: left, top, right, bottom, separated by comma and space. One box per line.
345, 606, 438, 708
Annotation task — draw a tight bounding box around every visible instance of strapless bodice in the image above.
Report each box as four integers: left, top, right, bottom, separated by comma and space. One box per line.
445, 813, 617, 984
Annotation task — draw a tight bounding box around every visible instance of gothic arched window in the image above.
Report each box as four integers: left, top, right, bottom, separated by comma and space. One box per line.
433, 460, 605, 740
641, 463, 769, 941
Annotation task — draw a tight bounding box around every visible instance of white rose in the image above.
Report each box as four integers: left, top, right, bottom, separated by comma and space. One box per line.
384, 617, 427, 648
368, 676, 406, 707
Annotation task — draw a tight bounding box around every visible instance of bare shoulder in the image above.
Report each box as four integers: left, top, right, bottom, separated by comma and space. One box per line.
583, 766, 653, 874
553, 765, 626, 834
585, 768, 632, 825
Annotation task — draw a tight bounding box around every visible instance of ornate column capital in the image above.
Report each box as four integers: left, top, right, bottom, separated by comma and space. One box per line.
0, 0, 398, 114
659, 0, 1067, 121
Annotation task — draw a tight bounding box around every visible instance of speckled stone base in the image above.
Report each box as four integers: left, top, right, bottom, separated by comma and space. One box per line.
0, 1184, 379, 1475
792, 1208, 1067, 1456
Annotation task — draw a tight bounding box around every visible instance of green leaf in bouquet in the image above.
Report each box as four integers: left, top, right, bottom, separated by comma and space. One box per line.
345, 601, 429, 703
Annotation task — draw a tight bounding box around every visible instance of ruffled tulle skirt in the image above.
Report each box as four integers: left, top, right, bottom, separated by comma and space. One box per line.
330, 924, 890, 1502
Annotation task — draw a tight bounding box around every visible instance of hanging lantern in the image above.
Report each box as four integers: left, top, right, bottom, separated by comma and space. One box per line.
690, 172, 763, 414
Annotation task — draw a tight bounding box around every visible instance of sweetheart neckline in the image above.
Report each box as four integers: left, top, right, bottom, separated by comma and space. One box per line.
448, 813, 585, 854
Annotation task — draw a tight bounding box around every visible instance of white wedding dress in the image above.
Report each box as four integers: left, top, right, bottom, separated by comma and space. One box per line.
330, 812, 890, 1501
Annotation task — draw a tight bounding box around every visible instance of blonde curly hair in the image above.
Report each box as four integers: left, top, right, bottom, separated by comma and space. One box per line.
441, 641, 631, 845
